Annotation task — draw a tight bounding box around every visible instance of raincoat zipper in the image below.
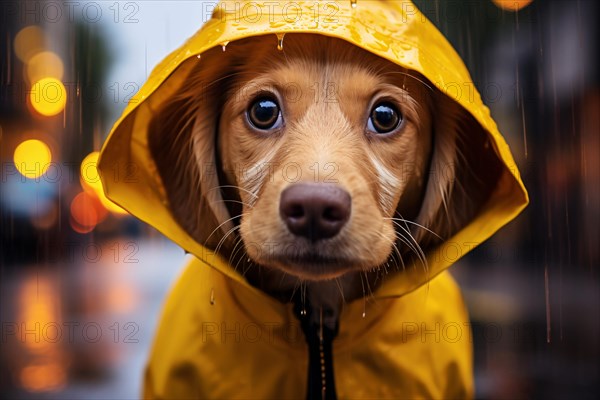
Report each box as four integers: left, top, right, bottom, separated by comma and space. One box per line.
297, 303, 338, 400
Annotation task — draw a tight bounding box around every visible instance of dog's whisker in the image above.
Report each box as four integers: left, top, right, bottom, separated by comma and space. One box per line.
204, 212, 248, 248
232, 246, 248, 274
300, 282, 307, 315
228, 236, 246, 267
207, 184, 259, 199
241, 260, 254, 277
214, 224, 241, 256
385, 216, 442, 239
385, 228, 405, 266
395, 233, 423, 269
390, 241, 406, 271
393, 226, 425, 264
288, 279, 302, 304
276, 269, 293, 289
363, 270, 375, 302
334, 278, 346, 305
402, 231, 428, 274
386, 238, 404, 271
394, 226, 429, 276
213, 199, 256, 209
359, 272, 366, 318
375, 231, 405, 272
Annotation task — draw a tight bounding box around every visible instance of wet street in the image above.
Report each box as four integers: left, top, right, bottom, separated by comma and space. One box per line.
1, 236, 187, 398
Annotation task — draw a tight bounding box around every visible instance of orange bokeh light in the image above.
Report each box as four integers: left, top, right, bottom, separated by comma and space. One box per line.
20, 363, 66, 392
13, 139, 52, 179
16, 253, 68, 394
492, 0, 533, 11
70, 192, 108, 233
26, 51, 64, 83
29, 77, 67, 117
19, 277, 61, 353
14, 26, 44, 62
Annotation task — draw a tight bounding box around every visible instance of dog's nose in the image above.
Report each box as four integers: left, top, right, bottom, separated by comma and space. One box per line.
280, 183, 351, 241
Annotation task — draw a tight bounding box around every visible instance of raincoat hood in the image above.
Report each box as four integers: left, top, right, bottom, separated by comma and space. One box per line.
99, 0, 528, 298
98, 1, 528, 397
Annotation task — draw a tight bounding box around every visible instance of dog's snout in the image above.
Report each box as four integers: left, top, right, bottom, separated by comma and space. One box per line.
280, 183, 351, 241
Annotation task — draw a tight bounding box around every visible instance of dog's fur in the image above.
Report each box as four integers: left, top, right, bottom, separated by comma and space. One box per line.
148, 34, 501, 326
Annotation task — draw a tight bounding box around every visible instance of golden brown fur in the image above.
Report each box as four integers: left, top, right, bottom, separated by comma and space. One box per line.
148, 34, 501, 319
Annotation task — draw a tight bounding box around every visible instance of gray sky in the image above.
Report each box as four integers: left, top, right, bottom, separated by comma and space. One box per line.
98, 1, 213, 115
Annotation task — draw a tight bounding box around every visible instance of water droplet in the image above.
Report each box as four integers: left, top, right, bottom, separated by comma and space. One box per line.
196, 54, 201, 59
276, 32, 285, 51
210, 288, 215, 305
362, 311, 366, 318
350, 0, 358, 9
269, 20, 287, 28
220, 41, 230, 52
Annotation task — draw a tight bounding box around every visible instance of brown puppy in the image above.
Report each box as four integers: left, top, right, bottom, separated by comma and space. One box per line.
148, 34, 499, 327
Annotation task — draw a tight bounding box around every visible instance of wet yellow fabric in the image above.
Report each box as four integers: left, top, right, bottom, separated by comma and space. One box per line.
144, 258, 472, 399
98, 1, 528, 398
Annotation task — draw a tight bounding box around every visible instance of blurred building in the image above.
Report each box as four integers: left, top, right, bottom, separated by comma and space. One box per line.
414, 0, 599, 398
1, 0, 147, 396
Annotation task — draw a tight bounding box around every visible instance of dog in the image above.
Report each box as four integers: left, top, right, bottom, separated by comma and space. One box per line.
149, 33, 495, 314
144, 33, 501, 397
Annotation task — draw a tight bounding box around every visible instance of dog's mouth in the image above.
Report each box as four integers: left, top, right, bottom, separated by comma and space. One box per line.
268, 251, 357, 280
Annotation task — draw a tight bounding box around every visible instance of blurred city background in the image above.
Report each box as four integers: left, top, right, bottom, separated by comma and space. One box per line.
0, 0, 598, 398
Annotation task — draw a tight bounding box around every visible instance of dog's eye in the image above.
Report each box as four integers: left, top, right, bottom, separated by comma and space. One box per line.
247, 97, 282, 130
368, 103, 402, 134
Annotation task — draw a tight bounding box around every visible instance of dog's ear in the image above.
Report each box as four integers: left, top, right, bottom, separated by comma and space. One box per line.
147, 60, 233, 250
413, 91, 503, 252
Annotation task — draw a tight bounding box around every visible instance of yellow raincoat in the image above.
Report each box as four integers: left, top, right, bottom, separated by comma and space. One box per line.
98, 1, 528, 398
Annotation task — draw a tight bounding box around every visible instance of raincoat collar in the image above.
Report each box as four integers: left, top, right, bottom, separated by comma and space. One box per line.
98, 0, 528, 300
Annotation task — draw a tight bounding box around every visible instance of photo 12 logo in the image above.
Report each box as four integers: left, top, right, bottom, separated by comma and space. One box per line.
5, 1, 140, 24
2, 321, 140, 344
204, 1, 341, 24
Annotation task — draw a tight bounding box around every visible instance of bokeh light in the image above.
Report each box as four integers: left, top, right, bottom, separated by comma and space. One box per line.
13, 139, 52, 179
29, 77, 67, 117
26, 51, 64, 83
14, 26, 44, 62
70, 191, 108, 233
80, 152, 128, 214
20, 363, 67, 393
80, 152, 103, 195
18, 276, 67, 392
19, 278, 60, 353
492, 0, 533, 11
